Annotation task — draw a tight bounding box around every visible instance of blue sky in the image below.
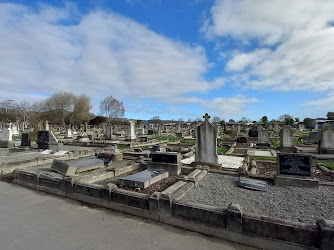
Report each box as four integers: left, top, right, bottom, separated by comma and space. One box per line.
1, 0, 334, 121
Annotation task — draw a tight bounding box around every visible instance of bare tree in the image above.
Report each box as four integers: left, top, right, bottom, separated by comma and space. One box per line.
16, 101, 32, 123
151, 116, 161, 124
99, 96, 125, 121
212, 117, 221, 123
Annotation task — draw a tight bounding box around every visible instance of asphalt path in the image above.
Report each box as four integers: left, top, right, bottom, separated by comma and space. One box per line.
0, 181, 258, 250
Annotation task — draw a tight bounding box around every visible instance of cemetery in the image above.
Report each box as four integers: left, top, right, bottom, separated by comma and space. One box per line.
0, 112, 334, 250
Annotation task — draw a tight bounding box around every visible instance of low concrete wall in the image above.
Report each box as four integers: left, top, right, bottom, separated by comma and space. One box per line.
13, 169, 333, 250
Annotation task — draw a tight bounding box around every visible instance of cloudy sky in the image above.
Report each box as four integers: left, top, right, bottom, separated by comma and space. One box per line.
1, 0, 334, 121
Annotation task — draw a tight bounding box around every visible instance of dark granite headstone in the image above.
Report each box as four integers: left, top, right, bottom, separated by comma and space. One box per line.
248, 130, 258, 137
277, 153, 312, 177
140, 136, 148, 142
150, 152, 181, 163
21, 133, 31, 147
237, 137, 247, 143
37, 131, 58, 150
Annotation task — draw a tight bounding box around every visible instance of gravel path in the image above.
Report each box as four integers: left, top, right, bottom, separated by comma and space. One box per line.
182, 174, 334, 225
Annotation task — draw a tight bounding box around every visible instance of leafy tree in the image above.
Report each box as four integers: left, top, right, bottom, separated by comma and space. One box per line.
41, 92, 77, 126
278, 114, 294, 125
303, 117, 315, 129
228, 119, 235, 123
295, 117, 300, 122
100, 96, 125, 121
73, 95, 92, 125
327, 112, 334, 120
261, 116, 268, 124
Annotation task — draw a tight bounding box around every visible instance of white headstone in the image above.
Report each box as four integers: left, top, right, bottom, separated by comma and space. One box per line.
2, 127, 12, 141
280, 125, 293, 148
127, 120, 136, 140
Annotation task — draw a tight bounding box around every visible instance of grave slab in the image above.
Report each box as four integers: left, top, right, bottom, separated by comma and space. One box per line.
119, 169, 168, 189
237, 177, 268, 191
51, 158, 104, 177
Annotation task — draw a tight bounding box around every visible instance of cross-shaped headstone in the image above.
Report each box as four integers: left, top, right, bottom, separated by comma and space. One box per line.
203, 113, 211, 122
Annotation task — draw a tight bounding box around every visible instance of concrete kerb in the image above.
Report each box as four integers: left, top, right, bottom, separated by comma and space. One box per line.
12, 168, 334, 250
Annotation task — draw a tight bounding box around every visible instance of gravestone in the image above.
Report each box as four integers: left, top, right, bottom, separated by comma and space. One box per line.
257, 130, 270, 147
21, 133, 31, 147
0, 127, 14, 148
105, 123, 113, 140
237, 137, 247, 143
248, 125, 258, 137
148, 152, 182, 174
126, 120, 136, 141
37, 131, 58, 150
319, 123, 334, 154
277, 153, 312, 177
237, 177, 268, 191
195, 113, 219, 164
65, 128, 73, 138
45, 120, 49, 131
279, 125, 294, 151
275, 153, 318, 187
84, 122, 88, 132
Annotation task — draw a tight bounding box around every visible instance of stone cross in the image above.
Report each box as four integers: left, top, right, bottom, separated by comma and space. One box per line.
203, 113, 211, 122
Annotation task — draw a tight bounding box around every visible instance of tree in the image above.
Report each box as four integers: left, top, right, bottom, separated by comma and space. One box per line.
327, 112, 334, 120
303, 117, 315, 129
228, 119, 235, 123
99, 96, 125, 121
261, 116, 268, 124
73, 95, 92, 125
278, 114, 294, 125
239, 117, 251, 123
212, 117, 221, 123
41, 92, 77, 126
295, 117, 300, 122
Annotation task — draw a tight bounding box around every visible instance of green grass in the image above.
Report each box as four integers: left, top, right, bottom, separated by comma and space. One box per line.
293, 139, 304, 146
295, 131, 310, 137
217, 146, 229, 155
270, 139, 280, 149
118, 145, 131, 150
150, 136, 183, 142
254, 156, 276, 162
313, 160, 334, 170
12, 135, 21, 141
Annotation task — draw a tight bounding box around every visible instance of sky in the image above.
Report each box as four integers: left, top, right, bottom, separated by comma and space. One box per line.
1, 0, 334, 121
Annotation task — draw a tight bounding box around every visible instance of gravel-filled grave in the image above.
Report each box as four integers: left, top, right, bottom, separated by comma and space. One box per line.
181, 173, 334, 225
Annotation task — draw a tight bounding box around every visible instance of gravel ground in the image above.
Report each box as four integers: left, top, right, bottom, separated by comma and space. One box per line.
182, 173, 334, 225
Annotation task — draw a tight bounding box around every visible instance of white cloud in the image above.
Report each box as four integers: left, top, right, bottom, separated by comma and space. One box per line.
204, 0, 334, 92
0, 3, 223, 105
199, 95, 259, 116
305, 93, 334, 109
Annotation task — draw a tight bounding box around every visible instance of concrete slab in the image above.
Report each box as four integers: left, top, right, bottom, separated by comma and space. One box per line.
51, 157, 104, 176
119, 169, 168, 188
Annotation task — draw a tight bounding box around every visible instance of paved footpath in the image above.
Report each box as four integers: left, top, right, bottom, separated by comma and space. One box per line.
0, 181, 258, 250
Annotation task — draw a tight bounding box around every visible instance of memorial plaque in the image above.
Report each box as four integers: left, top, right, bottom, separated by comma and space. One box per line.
237, 177, 268, 192
277, 153, 312, 177
150, 152, 181, 163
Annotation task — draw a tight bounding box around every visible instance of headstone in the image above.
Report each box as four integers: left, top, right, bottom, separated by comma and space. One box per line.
195, 113, 218, 164
84, 122, 88, 132
140, 136, 148, 142
277, 153, 312, 177
45, 120, 49, 131
105, 123, 113, 140
65, 128, 73, 138
248, 125, 258, 137
280, 125, 293, 148
319, 123, 334, 154
21, 133, 31, 147
257, 130, 270, 147
237, 137, 247, 143
0, 127, 14, 148
11, 124, 19, 135
148, 152, 182, 174
119, 169, 168, 189
127, 120, 136, 140
37, 131, 58, 150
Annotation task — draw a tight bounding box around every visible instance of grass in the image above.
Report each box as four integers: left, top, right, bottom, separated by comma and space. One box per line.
295, 131, 310, 137
254, 156, 276, 162
118, 145, 131, 150
313, 160, 334, 170
270, 139, 280, 149
150, 136, 183, 142
12, 135, 21, 141
217, 146, 229, 155
293, 139, 304, 146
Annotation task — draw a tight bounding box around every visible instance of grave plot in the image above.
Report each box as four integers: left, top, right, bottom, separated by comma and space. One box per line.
181, 173, 334, 225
